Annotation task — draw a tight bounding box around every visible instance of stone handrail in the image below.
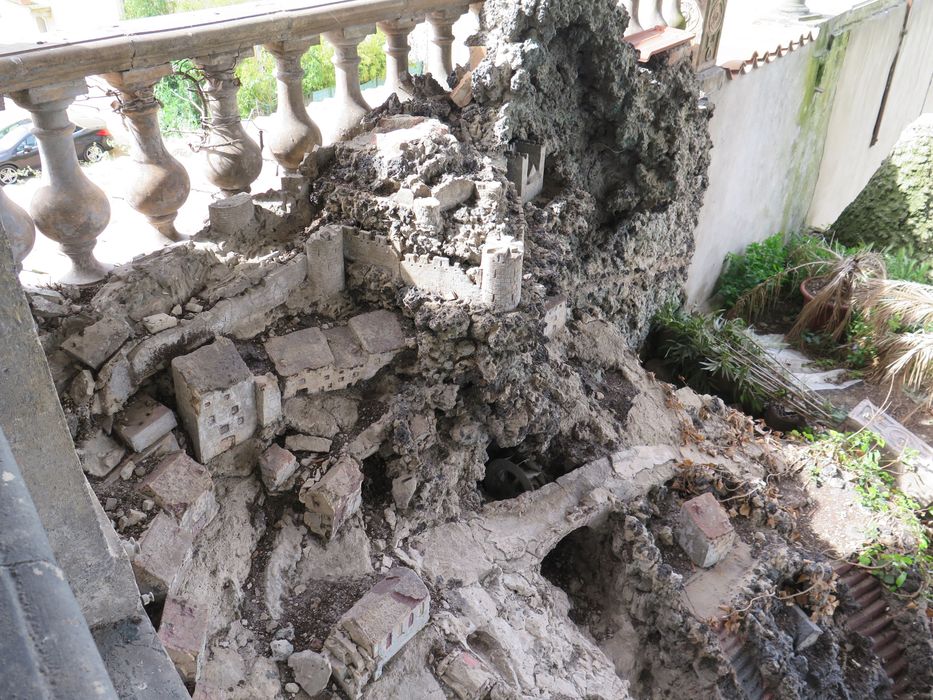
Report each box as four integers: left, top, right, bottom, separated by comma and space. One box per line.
0, 0, 476, 283
622, 0, 726, 71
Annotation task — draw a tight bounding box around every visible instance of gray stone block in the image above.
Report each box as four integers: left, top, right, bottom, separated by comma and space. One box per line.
61, 317, 132, 370
114, 395, 177, 453
265, 328, 334, 376
348, 310, 406, 355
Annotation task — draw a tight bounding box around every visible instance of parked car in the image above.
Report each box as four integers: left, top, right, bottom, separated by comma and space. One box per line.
0, 114, 113, 185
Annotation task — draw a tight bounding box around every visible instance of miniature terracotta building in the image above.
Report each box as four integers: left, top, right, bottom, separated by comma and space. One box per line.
299, 455, 364, 540
324, 566, 431, 698
171, 337, 257, 462
677, 492, 735, 568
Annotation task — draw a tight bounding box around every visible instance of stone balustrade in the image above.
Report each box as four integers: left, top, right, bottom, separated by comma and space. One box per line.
0, 0, 727, 284
0, 0, 481, 282
624, 0, 727, 71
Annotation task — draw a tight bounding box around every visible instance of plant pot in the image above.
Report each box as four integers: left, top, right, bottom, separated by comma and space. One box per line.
800, 276, 849, 332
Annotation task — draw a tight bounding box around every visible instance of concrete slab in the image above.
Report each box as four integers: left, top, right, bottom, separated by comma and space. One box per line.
348, 310, 406, 355
265, 328, 334, 376
61, 317, 132, 370
682, 539, 755, 621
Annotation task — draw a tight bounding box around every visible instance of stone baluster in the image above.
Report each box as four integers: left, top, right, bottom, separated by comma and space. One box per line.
0, 185, 36, 272
11, 81, 111, 284
103, 66, 191, 242
778, 0, 810, 16
623, 0, 644, 35
378, 18, 419, 100
427, 8, 463, 88
195, 51, 263, 195
265, 37, 322, 172
321, 26, 374, 144
468, 3, 486, 69
660, 0, 686, 27
638, 0, 666, 29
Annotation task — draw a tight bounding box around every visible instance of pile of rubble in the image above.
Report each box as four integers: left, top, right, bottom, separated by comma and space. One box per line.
22, 0, 932, 697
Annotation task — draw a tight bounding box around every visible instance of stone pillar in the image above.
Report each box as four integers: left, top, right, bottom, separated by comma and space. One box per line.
427, 9, 461, 87
265, 37, 322, 172
778, 0, 810, 16
103, 65, 191, 242
624, 0, 644, 35
0, 185, 36, 271
693, 0, 727, 72
195, 51, 263, 195
11, 80, 111, 284
322, 26, 374, 144
378, 18, 419, 99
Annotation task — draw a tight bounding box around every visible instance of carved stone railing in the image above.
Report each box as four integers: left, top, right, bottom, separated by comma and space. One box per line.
624, 0, 727, 71
0, 0, 478, 282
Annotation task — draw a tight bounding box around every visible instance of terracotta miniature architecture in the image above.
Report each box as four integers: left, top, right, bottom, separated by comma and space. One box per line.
324, 566, 431, 697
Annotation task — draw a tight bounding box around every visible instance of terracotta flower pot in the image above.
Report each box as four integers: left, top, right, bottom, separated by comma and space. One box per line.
800, 276, 849, 332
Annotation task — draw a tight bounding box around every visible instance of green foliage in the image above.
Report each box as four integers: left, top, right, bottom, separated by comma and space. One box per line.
883, 247, 933, 284
717, 233, 790, 308
797, 428, 931, 596
122, 0, 172, 19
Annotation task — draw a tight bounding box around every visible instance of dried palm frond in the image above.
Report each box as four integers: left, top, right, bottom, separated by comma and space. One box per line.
872, 331, 933, 398
730, 261, 827, 322
787, 250, 886, 341
854, 278, 933, 334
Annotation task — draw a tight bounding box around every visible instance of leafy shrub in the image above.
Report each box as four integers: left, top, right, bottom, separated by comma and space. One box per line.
716, 233, 789, 308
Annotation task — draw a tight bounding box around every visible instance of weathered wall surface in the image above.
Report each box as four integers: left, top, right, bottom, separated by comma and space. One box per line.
808, 0, 933, 227
686, 0, 933, 306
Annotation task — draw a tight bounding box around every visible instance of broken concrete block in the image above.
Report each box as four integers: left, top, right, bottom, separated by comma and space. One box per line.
95, 348, 133, 416
288, 650, 331, 697
392, 475, 418, 510
114, 395, 178, 452
413, 196, 441, 230
171, 337, 258, 462
432, 178, 475, 211
299, 455, 363, 540
264, 328, 335, 378
76, 430, 125, 478
142, 312, 179, 334
69, 369, 95, 405
254, 373, 282, 428
259, 444, 299, 492
285, 434, 332, 454
132, 512, 194, 598
790, 604, 822, 651
61, 316, 132, 370
324, 566, 430, 696
158, 596, 210, 683
438, 650, 496, 700
677, 492, 735, 568
349, 417, 389, 461
348, 310, 406, 355
139, 452, 217, 534
846, 399, 933, 505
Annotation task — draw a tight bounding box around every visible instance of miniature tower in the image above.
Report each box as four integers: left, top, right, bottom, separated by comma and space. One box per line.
305, 224, 345, 299
480, 237, 524, 312
171, 337, 257, 462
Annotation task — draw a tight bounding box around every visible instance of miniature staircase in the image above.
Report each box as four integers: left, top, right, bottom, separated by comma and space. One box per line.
835, 563, 911, 696
746, 331, 861, 393
717, 629, 772, 700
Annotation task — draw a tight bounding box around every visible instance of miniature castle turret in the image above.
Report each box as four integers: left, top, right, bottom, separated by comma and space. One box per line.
480, 237, 523, 312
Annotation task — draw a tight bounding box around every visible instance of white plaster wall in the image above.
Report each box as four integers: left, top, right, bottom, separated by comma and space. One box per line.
684, 44, 816, 306
806, 0, 931, 226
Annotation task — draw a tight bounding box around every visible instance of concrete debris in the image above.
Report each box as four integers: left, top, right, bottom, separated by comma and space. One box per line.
76, 430, 125, 478
113, 395, 177, 453
288, 650, 331, 697
61, 316, 132, 370
158, 596, 210, 682
258, 444, 299, 492
284, 434, 332, 454
132, 512, 193, 598
142, 313, 179, 333
299, 455, 363, 540
139, 451, 218, 534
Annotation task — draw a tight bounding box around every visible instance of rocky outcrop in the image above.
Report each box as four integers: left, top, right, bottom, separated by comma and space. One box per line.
832, 115, 933, 273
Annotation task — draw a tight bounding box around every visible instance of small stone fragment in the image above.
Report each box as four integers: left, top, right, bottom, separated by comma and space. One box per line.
287, 650, 331, 697
113, 395, 177, 452
677, 492, 735, 568
270, 638, 294, 661
159, 596, 209, 682
132, 512, 194, 597
139, 451, 217, 534
285, 434, 332, 454
76, 431, 126, 478
142, 313, 179, 333
259, 444, 300, 492
61, 317, 132, 370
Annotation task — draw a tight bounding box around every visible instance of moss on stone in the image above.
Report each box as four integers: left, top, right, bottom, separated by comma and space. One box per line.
831, 115, 933, 263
